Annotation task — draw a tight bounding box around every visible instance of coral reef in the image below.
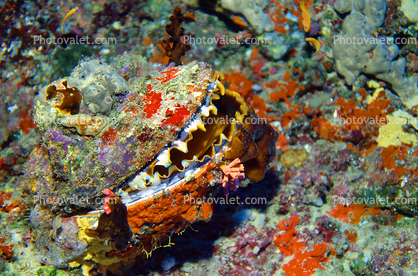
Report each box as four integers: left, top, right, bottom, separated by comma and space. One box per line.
1, 0, 418, 275
220, 0, 275, 34
331, 0, 418, 108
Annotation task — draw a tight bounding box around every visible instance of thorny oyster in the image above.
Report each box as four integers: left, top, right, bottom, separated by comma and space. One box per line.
25, 57, 278, 268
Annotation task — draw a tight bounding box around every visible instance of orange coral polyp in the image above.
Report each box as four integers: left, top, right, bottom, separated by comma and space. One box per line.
327, 203, 382, 225
126, 162, 216, 250
282, 243, 329, 276
223, 72, 254, 100
380, 144, 418, 178
274, 216, 303, 256
267, 72, 304, 106
251, 95, 269, 119
310, 92, 392, 155
274, 216, 329, 275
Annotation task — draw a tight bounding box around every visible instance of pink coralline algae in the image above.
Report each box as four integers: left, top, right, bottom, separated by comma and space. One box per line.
220, 158, 245, 195
217, 225, 280, 275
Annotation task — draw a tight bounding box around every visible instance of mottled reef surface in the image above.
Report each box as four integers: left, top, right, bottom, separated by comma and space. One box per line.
1, 0, 418, 275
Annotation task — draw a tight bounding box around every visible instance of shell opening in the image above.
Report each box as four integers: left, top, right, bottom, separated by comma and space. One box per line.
152, 81, 248, 178
126, 80, 248, 192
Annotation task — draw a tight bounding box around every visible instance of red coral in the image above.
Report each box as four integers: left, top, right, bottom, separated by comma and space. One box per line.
334, 93, 391, 133
274, 216, 330, 276
249, 46, 268, 80
0, 238, 14, 260
266, 72, 305, 107
102, 126, 118, 144
344, 230, 358, 243
274, 216, 305, 256
156, 68, 180, 84
142, 91, 162, 118
310, 117, 340, 140
380, 144, 418, 178
310, 92, 392, 155
162, 105, 191, 126
251, 95, 269, 119
0, 191, 21, 212
224, 72, 253, 100
281, 105, 302, 127
282, 243, 329, 276
327, 203, 381, 225
277, 134, 290, 151
18, 110, 35, 134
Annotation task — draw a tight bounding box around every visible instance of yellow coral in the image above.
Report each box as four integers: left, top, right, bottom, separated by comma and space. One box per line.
60, 114, 106, 136
72, 216, 121, 266
367, 87, 385, 104
377, 112, 418, 147
367, 80, 380, 89
280, 148, 309, 168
